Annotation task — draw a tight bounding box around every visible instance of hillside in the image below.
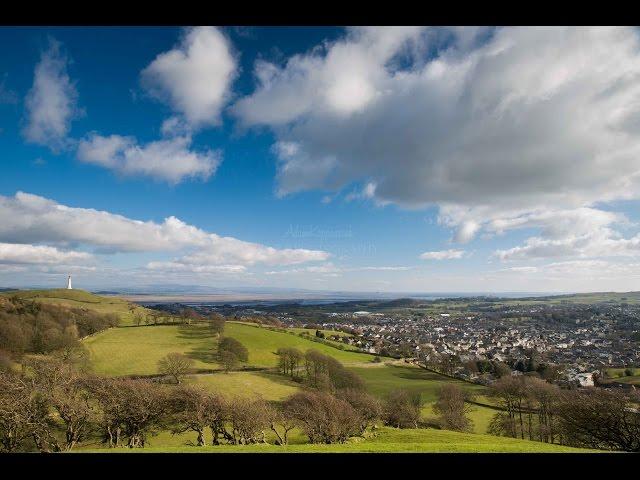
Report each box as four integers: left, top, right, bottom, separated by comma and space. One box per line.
3, 289, 592, 452
1, 288, 151, 325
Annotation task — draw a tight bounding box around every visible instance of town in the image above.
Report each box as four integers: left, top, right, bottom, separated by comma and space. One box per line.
163, 295, 640, 390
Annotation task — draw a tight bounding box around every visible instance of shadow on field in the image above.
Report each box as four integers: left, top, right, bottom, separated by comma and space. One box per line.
254, 370, 300, 389
176, 324, 219, 365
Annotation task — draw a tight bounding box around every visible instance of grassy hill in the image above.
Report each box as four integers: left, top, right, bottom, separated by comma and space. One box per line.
0, 288, 150, 325
84, 322, 375, 376
4, 289, 590, 452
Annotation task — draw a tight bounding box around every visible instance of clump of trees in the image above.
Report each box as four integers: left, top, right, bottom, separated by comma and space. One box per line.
383, 390, 423, 428
208, 314, 225, 336
0, 297, 118, 359
487, 374, 640, 451
217, 337, 248, 372
556, 388, 640, 452
276, 348, 363, 392
433, 384, 473, 432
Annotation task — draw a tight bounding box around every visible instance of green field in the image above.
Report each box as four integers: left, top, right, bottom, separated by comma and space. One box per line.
84, 322, 377, 376
605, 368, 640, 385
6, 289, 593, 452
183, 371, 300, 401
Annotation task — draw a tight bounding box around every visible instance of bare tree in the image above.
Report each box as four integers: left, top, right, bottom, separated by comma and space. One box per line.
526, 377, 560, 443
265, 402, 296, 446
488, 376, 529, 439
29, 357, 96, 450
158, 352, 194, 384
0, 371, 56, 452
88, 378, 170, 448
133, 311, 144, 326
208, 314, 226, 336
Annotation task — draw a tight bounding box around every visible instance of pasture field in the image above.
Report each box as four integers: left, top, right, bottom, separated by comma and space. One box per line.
183, 371, 300, 401
349, 363, 496, 433
84, 321, 378, 376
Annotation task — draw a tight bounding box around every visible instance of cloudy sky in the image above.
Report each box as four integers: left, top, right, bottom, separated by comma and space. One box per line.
2, 26, 640, 293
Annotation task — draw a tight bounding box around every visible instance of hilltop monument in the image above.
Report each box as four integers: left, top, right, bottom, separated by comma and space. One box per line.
67, 274, 72, 290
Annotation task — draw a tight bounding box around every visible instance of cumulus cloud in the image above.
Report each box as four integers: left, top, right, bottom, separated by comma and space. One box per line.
76, 133, 220, 184
22, 39, 81, 151
234, 26, 640, 257
486, 207, 640, 261
141, 26, 237, 129
0, 192, 329, 268
419, 249, 466, 260
0, 242, 91, 265
494, 231, 640, 261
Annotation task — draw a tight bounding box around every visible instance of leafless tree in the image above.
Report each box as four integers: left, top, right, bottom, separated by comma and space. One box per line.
0, 371, 56, 452
29, 357, 96, 450
158, 352, 194, 384
264, 402, 296, 446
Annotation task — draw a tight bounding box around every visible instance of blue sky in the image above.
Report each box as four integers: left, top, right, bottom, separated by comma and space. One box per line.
2, 27, 640, 293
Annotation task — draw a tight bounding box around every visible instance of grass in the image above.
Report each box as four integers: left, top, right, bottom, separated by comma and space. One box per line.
84, 322, 377, 376
79, 426, 590, 453
222, 322, 374, 366
84, 324, 217, 376
183, 371, 300, 401
347, 363, 495, 433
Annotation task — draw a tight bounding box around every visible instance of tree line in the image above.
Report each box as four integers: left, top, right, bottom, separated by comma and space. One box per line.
487, 374, 640, 451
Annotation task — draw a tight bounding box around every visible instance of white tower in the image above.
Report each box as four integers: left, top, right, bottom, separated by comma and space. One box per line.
67, 274, 72, 290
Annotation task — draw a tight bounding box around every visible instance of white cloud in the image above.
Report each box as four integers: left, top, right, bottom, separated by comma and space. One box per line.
234, 27, 424, 125
499, 266, 539, 274
0, 191, 330, 268
22, 39, 81, 151
146, 262, 247, 275
234, 27, 640, 254
76, 133, 220, 184
141, 26, 237, 129
419, 249, 466, 260
0, 242, 91, 265
494, 231, 640, 261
